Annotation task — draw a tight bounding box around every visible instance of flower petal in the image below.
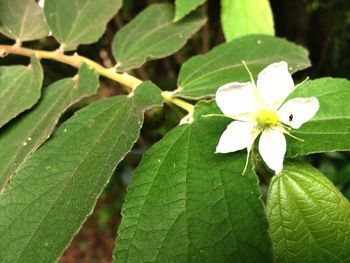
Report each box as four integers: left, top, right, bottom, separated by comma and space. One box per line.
216, 82, 258, 117
216, 121, 256, 153
278, 97, 320, 129
257, 61, 294, 108
258, 128, 286, 173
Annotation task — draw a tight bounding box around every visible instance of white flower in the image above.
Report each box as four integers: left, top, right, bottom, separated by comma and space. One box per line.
38, 0, 45, 8
215, 61, 319, 174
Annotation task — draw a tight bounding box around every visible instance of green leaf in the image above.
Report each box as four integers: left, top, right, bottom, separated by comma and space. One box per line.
174, 0, 206, 22
177, 35, 310, 99
113, 4, 206, 72
114, 102, 272, 262
0, 82, 163, 263
0, 64, 99, 193
44, 0, 122, 50
0, 56, 43, 128
221, 0, 274, 41
267, 161, 350, 262
0, 0, 49, 41
286, 78, 350, 157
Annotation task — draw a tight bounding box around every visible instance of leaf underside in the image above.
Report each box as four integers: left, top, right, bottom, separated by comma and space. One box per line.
0, 0, 49, 41
113, 3, 206, 72
0, 82, 163, 263
0, 56, 43, 129
174, 0, 206, 22
0, 64, 99, 193
44, 0, 122, 50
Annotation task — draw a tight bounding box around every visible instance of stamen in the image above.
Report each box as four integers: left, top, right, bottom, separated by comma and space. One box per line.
202, 113, 254, 122
241, 60, 263, 104
242, 127, 261, 175
284, 132, 305, 142
202, 113, 229, 118
241, 60, 256, 87
242, 148, 251, 175
278, 122, 292, 131
295, 76, 309, 89
276, 125, 304, 142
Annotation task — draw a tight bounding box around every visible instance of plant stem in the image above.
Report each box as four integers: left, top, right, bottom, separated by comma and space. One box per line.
161, 91, 194, 113
0, 44, 142, 91
0, 44, 195, 113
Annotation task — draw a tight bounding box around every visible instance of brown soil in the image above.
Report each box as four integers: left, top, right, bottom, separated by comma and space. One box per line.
58, 203, 122, 263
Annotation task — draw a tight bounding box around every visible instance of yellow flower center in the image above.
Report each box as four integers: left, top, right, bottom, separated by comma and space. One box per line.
255, 109, 280, 128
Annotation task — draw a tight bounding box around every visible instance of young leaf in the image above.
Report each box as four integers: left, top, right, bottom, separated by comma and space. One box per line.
114, 103, 272, 262
0, 82, 163, 263
286, 78, 350, 156
0, 64, 99, 193
267, 161, 350, 262
0, 0, 49, 41
177, 35, 310, 99
0, 56, 43, 128
113, 4, 206, 72
221, 0, 275, 41
174, 0, 206, 22
44, 0, 122, 50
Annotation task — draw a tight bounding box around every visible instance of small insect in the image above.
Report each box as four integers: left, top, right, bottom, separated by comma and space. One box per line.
289, 114, 294, 122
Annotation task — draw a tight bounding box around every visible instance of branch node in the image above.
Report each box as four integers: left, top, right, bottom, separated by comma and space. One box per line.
0, 49, 8, 58
14, 39, 22, 47
57, 44, 66, 55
